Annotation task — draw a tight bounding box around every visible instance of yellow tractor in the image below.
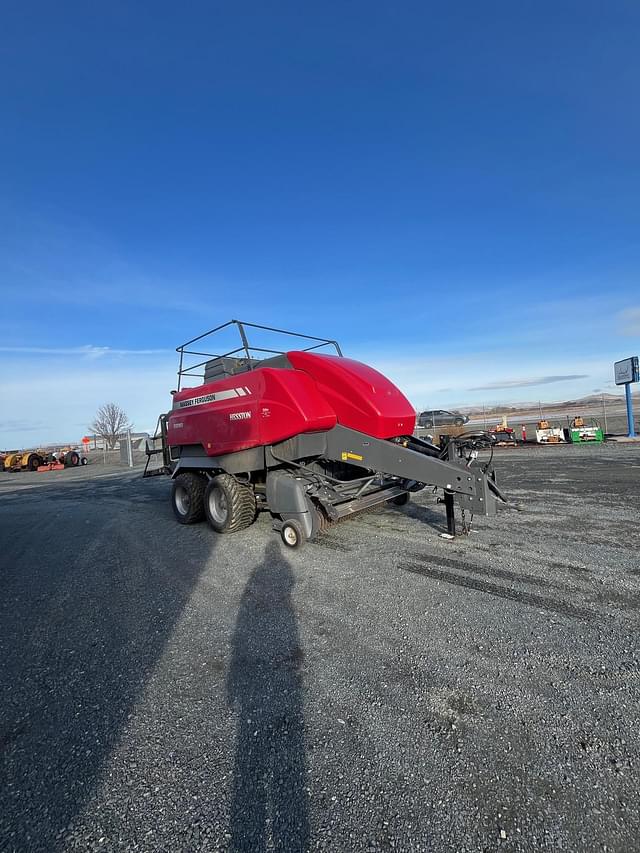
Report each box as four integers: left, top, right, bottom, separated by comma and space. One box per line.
3, 450, 46, 472
2, 446, 88, 472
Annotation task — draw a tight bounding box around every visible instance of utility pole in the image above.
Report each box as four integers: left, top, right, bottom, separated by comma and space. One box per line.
602, 393, 608, 434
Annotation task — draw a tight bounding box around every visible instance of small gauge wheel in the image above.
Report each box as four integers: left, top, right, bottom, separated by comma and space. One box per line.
280, 519, 305, 549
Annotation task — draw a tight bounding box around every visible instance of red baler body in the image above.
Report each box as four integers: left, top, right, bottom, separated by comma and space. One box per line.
168, 351, 416, 456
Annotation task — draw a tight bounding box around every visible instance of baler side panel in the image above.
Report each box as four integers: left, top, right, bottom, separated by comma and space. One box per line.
287, 351, 416, 438
168, 368, 336, 457
169, 373, 262, 455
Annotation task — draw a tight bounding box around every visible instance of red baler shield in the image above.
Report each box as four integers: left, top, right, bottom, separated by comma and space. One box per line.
287, 351, 416, 438
167, 350, 415, 457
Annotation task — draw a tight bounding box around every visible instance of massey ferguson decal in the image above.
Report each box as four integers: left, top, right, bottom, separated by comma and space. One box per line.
176, 387, 252, 409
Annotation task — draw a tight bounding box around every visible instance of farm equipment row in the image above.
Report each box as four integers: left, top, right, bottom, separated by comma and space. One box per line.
535, 416, 604, 444
471, 416, 603, 447
145, 320, 506, 547
1, 448, 88, 473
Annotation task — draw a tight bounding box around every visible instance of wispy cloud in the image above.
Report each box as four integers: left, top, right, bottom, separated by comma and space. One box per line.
469, 374, 589, 391
618, 306, 640, 336
0, 419, 46, 434
0, 345, 170, 359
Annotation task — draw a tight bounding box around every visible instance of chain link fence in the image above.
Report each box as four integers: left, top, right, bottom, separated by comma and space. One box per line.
119, 431, 134, 467
83, 432, 149, 468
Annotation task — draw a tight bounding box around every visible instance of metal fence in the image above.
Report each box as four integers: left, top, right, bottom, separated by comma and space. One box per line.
118, 430, 134, 467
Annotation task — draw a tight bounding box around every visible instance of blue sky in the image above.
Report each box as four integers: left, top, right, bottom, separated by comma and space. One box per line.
1, 1, 639, 446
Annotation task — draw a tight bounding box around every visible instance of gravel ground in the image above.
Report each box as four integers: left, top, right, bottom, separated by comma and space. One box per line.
1, 444, 639, 852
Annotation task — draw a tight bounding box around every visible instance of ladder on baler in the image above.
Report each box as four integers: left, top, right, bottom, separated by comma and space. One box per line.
143, 414, 172, 478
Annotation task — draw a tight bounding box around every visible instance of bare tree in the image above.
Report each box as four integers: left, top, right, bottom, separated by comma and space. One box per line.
90, 403, 133, 450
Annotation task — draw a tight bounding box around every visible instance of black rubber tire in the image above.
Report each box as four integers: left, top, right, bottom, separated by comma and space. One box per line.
306, 497, 330, 537
391, 492, 410, 506
204, 474, 256, 533
171, 472, 206, 524
28, 454, 42, 471
65, 451, 80, 467
423, 420, 434, 429
280, 518, 305, 549
454, 417, 465, 427
80, 456, 88, 465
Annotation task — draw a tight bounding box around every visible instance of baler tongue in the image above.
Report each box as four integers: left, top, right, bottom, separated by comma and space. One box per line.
319, 426, 501, 534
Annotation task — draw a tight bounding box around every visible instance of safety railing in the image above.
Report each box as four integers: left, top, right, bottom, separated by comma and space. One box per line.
176, 319, 342, 390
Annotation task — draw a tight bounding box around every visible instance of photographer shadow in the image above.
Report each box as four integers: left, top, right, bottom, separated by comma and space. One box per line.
227, 541, 310, 852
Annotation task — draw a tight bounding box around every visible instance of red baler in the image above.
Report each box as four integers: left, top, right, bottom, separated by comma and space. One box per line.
145, 320, 503, 547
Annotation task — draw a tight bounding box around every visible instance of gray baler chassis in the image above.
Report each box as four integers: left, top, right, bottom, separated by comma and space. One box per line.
265, 426, 502, 540
148, 420, 503, 546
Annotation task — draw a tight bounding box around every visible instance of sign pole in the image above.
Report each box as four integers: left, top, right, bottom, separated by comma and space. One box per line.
625, 382, 635, 438
614, 356, 639, 438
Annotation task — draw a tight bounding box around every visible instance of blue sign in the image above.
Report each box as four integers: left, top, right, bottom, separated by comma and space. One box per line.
614, 356, 639, 386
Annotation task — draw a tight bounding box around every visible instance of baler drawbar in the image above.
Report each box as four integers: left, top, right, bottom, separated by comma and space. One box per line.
145, 320, 505, 548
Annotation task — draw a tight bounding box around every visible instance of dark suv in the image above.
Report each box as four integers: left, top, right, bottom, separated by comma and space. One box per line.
418, 409, 469, 428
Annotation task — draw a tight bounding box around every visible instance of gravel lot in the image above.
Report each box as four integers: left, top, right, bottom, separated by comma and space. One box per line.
1, 444, 639, 852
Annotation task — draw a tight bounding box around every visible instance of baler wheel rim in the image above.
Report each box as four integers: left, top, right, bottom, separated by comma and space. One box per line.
171, 473, 206, 524
281, 519, 304, 549
175, 485, 191, 515
207, 485, 228, 525
204, 473, 256, 534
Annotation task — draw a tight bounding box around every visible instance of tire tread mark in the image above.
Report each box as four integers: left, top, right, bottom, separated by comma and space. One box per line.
309, 536, 352, 553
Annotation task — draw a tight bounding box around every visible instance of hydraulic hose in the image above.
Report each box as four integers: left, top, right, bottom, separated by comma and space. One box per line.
389, 435, 441, 458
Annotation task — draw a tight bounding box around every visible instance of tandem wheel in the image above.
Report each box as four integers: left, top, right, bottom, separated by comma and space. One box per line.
280, 519, 305, 550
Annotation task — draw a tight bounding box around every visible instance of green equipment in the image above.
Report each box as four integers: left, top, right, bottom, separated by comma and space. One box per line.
565, 416, 604, 444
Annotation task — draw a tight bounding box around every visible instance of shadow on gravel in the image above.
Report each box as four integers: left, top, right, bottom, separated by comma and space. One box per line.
0, 478, 213, 852
401, 559, 596, 621
398, 500, 448, 531
227, 541, 309, 852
